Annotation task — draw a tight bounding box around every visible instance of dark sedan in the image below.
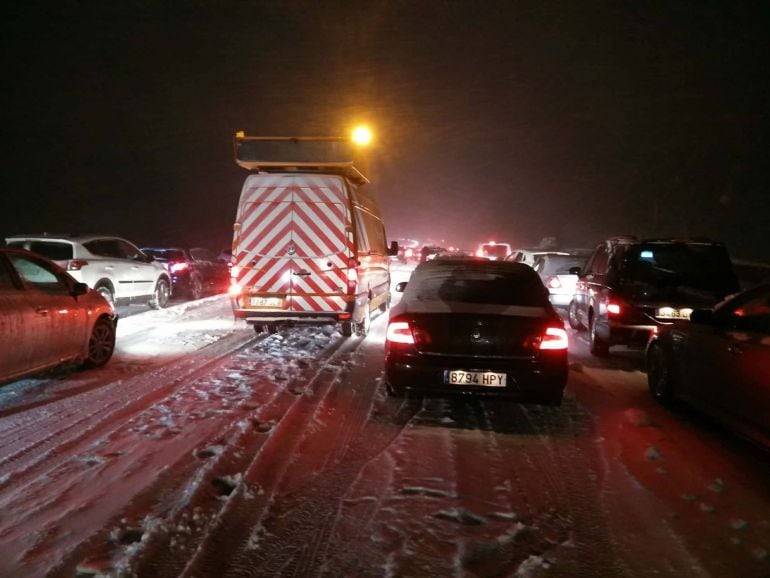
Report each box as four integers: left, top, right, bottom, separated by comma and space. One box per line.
646, 284, 770, 447
385, 258, 568, 404
141, 247, 229, 300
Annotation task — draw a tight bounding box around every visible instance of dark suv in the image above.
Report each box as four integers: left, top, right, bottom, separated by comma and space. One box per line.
141, 247, 229, 300
568, 237, 740, 356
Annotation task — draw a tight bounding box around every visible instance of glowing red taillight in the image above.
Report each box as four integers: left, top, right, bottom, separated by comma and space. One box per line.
68, 259, 88, 271
386, 321, 415, 344
539, 327, 569, 350
231, 265, 240, 278
170, 262, 189, 273
607, 302, 622, 316
346, 266, 358, 294
547, 276, 562, 289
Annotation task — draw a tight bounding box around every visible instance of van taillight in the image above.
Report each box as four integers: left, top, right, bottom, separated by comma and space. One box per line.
539, 327, 569, 350
68, 260, 88, 271
346, 267, 358, 293
231, 265, 241, 278
386, 321, 415, 344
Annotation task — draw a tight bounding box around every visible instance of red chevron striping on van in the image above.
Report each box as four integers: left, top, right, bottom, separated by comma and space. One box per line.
234, 174, 354, 313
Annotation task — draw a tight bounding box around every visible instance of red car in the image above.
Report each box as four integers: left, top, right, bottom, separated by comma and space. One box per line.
0, 247, 117, 384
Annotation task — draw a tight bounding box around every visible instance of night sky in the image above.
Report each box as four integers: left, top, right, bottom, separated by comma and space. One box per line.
3, 1, 769, 260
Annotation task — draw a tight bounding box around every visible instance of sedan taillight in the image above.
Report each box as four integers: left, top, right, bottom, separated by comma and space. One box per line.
539, 326, 569, 350
386, 321, 415, 344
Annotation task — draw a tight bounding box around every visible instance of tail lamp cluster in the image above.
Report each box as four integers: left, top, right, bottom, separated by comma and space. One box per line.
67, 260, 89, 271
386, 321, 568, 350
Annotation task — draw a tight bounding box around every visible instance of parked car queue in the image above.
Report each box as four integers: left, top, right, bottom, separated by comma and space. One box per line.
1, 234, 231, 385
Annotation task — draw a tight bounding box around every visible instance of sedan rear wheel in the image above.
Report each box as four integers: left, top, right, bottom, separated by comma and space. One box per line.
84, 317, 116, 368
385, 379, 405, 398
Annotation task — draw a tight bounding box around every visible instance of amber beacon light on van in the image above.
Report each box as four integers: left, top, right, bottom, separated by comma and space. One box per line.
228, 132, 395, 337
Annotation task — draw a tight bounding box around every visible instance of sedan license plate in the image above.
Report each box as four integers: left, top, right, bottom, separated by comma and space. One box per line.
444, 370, 507, 387
656, 307, 693, 320
249, 297, 283, 308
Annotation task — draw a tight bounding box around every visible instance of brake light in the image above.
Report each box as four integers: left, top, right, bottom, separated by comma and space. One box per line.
539, 327, 569, 350
228, 282, 241, 297
607, 302, 622, 316
170, 262, 189, 273
230, 265, 240, 278
386, 321, 415, 344
68, 260, 88, 271
547, 276, 562, 289
347, 267, 358, 294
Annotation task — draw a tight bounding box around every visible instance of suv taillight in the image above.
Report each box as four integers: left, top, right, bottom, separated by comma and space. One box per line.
546, 276, 562, 289
68, 260, 88, 271
607, 302, 622, 316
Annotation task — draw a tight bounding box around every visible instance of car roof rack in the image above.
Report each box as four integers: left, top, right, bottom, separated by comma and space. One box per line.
233, 133, 369, 185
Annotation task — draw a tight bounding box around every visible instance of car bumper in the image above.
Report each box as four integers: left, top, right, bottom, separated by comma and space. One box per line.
385, 350, 567, 402
548, 293, 574, 308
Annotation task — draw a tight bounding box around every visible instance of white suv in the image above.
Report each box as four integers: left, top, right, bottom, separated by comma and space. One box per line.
5, 234, 172, 309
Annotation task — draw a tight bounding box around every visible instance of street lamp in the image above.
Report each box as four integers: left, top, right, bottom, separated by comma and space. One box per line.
351, 125, 373, 146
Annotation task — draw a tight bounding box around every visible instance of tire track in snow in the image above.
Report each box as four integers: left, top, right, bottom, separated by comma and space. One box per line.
0, 331, 258, 494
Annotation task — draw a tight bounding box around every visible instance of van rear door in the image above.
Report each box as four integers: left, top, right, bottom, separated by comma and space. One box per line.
234, 174, 352, 313
288, 176, 351, 312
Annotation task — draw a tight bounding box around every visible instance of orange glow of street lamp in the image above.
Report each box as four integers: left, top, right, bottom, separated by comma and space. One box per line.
351, 125, 373, 146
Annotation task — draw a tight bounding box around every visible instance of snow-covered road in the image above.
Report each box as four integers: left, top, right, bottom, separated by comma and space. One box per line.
0, 269, 768, 577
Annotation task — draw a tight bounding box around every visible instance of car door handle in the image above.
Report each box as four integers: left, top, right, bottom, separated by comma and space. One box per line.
35, 307, 49, 316
728, 344, 744, 355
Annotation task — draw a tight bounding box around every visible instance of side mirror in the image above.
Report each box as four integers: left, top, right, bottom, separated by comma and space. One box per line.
689, 309, 714, 324
72, 282, 89, 297
388, 241, 399, 257
395, 281, 408, 293
568, 266, 582, 276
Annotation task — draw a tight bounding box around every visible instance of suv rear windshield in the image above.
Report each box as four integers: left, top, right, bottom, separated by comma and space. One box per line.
619, 244, 739, 295
8, 241, 74, 261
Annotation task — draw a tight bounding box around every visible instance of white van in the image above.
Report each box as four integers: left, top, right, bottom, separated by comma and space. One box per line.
228, 134, 395, 336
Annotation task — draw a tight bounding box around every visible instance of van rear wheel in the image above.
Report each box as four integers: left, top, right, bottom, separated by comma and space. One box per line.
356, 302, 371, 336
341, 321, 353, 337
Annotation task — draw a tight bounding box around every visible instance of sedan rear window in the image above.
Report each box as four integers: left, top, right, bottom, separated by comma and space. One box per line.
406, 263, 548, 306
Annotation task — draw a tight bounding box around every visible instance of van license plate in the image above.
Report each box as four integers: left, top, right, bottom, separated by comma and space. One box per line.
444, 370, 506, 387
249, 297, 283, 307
